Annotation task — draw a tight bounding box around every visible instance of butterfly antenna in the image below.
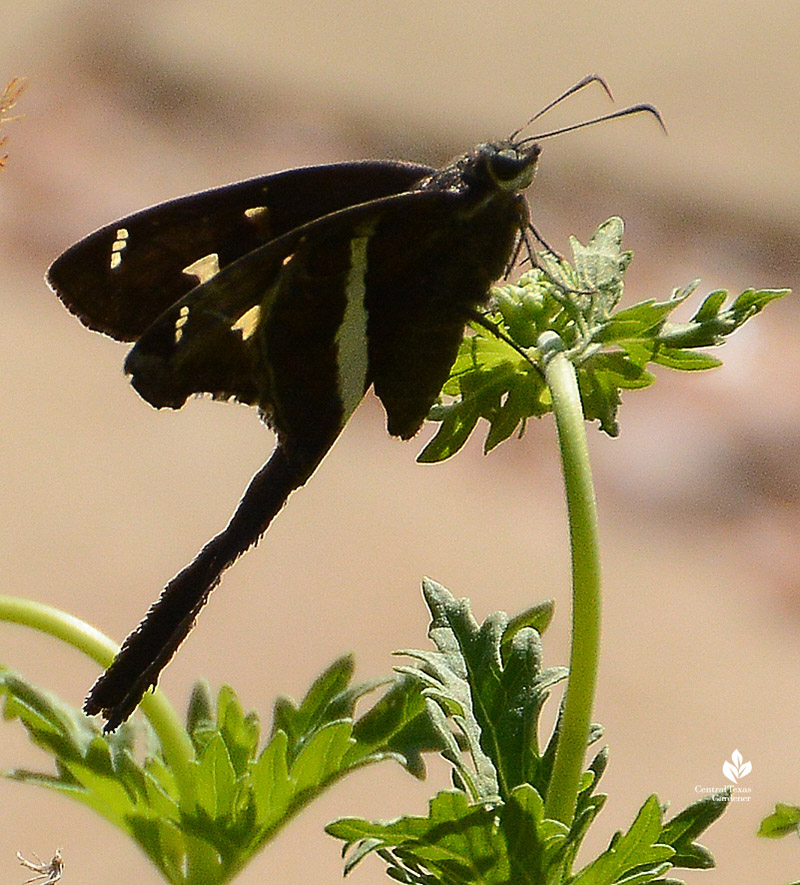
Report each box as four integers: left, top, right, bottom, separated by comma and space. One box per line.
517, 102, 667, 146
508, 74, 614, 141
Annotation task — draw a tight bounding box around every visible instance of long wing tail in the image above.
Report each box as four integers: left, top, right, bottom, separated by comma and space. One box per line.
85, 440, 325, 730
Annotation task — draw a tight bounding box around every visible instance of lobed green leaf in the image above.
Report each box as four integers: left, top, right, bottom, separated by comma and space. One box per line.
421, 219, 788, 462
2, 654, 434, 884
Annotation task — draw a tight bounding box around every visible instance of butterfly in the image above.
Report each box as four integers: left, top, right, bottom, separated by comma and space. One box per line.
47, 75, 662, 729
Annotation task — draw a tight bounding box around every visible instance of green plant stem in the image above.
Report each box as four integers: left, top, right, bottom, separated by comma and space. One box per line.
0, 595, 195, 798
538, 334, 602, 825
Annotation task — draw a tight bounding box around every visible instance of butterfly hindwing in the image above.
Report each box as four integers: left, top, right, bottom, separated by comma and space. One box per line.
47, 160, 433, 342
364, 175, 526, 439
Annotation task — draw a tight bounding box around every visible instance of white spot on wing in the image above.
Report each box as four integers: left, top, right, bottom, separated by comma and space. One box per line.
231, 304, 261, 340
174, 305, 190, 343
182, 253, 220, 284
335, 236, 370, 421
109, 227, 129, 270
244, 205, 271, 237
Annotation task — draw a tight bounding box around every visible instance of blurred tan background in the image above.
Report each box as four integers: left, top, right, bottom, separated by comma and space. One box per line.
2, 1, 800, 882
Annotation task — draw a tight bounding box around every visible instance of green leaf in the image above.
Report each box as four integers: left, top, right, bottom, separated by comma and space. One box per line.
759, 802, 800, 838
578, 352, 654, 436
503, 784, 572, 883
418, 397, 484, 462
186, 679, 215, 751
656, 287, 789, 350
555, 747, 611, 874
326, 587, 729, 883
501, 599, 555, 660
0, 667, 192, 881
291, 720, 354, 792
331, 790, 503, 880
599, 284, 697, 343
396, 580, 567, 804
330, 786, 572, 883
571, 795, 674, 884
270, 654, 356, 754
690, 289, 727, 322
483, 380, 534, 453
351, 675, 446, 779
3, 658, 434, 884
249, 729, 291, 832
648, 346, 722, 371
570, 216, 631, 295
215, 684, 260, 777
194, 733, 237, 820
659, 790, 728, 868
421, 219, 788, 461
730, 287, 788, 315
419, 344, 543, 463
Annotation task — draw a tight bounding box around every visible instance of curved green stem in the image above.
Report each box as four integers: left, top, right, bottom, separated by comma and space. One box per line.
0, 595, 195, 799
538, 334, 602, 825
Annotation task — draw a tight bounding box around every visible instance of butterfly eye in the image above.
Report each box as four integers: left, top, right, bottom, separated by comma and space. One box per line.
490, 149, 525, 180
486, 144, 539, 190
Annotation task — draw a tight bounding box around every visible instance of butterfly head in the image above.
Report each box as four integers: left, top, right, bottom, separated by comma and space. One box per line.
474, 141, 541, 194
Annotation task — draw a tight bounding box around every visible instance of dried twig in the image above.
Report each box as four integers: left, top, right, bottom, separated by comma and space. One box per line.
16, 849, 64, 884
0, 77, 27, 168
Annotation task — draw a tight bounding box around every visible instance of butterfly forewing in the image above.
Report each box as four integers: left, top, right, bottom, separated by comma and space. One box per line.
123, 188, 464, 434
47, 160, 433, 341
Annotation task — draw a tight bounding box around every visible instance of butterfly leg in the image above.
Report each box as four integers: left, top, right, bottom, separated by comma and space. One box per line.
526, 221, 565, 262
85, 433, 337, 730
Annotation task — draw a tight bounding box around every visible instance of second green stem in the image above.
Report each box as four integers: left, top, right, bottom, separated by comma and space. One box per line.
539, 334, 602, 825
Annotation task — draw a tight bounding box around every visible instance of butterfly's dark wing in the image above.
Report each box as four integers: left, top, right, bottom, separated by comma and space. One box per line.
47, 160, 433, 341
121, 176, 525, 441
119, 187, 470, 435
